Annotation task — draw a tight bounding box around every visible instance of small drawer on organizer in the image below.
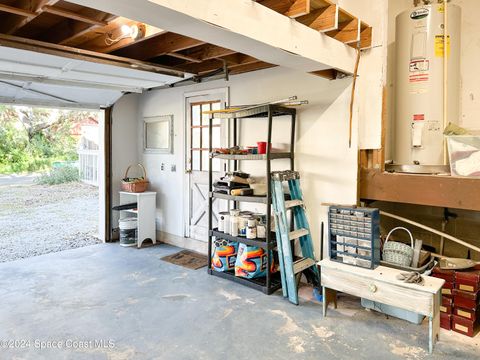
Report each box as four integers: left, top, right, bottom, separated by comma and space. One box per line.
358, 249, 372, 258
357, 239, 372, 248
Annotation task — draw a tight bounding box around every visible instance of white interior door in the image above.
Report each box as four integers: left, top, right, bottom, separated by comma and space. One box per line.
185, 92, 228, 241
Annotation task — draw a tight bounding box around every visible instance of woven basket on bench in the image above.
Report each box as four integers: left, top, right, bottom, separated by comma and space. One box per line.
121, 164, 149, 193
382, 227, 414, 267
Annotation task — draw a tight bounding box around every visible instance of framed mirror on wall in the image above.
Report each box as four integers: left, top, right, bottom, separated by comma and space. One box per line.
143, 115, 174, 154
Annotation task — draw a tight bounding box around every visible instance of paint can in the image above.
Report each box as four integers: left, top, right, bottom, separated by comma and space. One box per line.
119, 218, 137, 247
238, 215, 251, 237
230, 216, 239, 237
218, 211, 229, 233
257, 224, 266, 239
247, 219, 257, 239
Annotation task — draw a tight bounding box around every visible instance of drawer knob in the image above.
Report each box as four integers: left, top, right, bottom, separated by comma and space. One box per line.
369, 284, 377, 293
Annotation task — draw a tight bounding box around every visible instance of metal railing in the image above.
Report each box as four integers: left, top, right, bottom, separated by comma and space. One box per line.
77, 149, 98, 186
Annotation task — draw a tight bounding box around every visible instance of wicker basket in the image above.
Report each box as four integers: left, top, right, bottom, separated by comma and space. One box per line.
121, 164, 149, 193
382, 227, 414, 267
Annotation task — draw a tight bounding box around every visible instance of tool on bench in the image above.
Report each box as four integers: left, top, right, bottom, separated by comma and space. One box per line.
271, 170, 321, 305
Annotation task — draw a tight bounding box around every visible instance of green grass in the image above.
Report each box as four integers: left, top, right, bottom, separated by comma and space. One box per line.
36, 166, 80, 185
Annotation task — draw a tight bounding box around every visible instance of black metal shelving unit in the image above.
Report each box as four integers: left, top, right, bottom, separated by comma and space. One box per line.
207, 104, 296, 295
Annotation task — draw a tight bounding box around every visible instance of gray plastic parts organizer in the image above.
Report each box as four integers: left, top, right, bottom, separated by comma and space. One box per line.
328, 206, 381, 269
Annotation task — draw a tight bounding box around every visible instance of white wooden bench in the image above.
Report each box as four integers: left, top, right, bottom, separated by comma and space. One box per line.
319, 259, 445, 354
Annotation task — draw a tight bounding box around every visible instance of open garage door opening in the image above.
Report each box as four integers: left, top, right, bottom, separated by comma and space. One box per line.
0, 104, 106, 262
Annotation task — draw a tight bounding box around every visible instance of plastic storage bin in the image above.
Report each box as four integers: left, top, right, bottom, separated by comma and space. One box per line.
447, 135, 480, 177
361, 298, 424, 325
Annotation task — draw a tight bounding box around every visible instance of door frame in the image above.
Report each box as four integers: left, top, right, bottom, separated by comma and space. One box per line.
183, 87, 229, 238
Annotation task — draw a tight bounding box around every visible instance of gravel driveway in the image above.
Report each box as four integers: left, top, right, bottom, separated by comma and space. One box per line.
0, 182, 101, 262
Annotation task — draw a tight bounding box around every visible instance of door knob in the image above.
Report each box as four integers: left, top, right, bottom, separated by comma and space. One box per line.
369, 284, 377, 293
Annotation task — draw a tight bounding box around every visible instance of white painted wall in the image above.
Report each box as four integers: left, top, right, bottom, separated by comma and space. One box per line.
111, 94, 140, 227
138, 67, 358, 257
386, 0, 480, 158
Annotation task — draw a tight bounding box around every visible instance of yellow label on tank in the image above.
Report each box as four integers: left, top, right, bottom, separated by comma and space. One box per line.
435, 35, 451, 57
438, 4, 444, 13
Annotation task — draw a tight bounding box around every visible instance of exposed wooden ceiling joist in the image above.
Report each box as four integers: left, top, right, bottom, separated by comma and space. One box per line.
229, 61, 276, 76
37, 9, 116, 44
174, 54, 267, 76
0, 4, 37, 18
41, 5, 108, 26
113, 32, 205, 61
258, 0, 310, 18
0, 0, 60, 35
179, 44, 237, 63
297, 4, 338, 32
75, 20, 165, 54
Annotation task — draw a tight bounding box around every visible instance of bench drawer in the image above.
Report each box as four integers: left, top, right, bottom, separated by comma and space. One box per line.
322, 267, 433, 316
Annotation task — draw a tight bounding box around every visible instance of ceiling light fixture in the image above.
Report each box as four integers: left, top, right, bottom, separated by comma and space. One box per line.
105, 24, 145, 45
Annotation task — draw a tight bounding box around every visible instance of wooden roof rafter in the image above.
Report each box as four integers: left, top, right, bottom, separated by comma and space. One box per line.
72, 18, 166, 54
0, 0, 309, 83
0, 0, 60, 34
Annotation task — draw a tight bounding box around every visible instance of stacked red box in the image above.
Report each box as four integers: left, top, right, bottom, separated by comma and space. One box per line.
432, 267, 455, 330
451, 268, 480, 337
440, 296, 453, 314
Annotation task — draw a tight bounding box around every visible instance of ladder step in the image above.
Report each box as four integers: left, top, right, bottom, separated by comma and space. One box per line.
288, 228, 309, 241
285, 199, 304, 209
293, 258, 316, 274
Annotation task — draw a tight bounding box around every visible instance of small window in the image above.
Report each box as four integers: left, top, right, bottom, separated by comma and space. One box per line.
144, 115, 174, 153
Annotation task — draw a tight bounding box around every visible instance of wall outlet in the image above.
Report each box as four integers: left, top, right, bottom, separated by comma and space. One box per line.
171, 164, 176, 172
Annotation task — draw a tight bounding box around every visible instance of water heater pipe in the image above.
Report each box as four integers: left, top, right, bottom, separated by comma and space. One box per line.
380, 210, 480, 254
443, 0, 448, 164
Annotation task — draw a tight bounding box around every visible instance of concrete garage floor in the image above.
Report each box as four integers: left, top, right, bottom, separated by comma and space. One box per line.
0, 244, 478, 360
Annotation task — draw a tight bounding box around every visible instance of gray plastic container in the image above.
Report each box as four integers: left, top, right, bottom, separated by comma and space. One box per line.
361, 298, 424, 325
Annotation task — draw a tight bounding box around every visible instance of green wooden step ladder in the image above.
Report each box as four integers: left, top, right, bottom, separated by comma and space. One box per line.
271, 170, 321, 305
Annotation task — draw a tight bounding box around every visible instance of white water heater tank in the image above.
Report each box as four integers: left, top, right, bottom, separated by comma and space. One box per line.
394, 2, 461, 166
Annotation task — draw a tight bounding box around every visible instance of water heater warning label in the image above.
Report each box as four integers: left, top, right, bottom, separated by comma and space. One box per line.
409, 59, 429, 94
435, 35, 451, 57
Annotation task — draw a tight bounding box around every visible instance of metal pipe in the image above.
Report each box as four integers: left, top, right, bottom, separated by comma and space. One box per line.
443, 0, 448, 164
381, 211, 480, 254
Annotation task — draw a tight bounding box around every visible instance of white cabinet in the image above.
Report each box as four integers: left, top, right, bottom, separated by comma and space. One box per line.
119, 191, 156, 248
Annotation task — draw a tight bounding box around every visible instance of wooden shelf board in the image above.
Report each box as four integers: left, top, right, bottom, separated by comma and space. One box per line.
359, 169, 480, 212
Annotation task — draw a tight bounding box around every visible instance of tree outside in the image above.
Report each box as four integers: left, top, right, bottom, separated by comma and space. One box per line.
0, 105, 98, 175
